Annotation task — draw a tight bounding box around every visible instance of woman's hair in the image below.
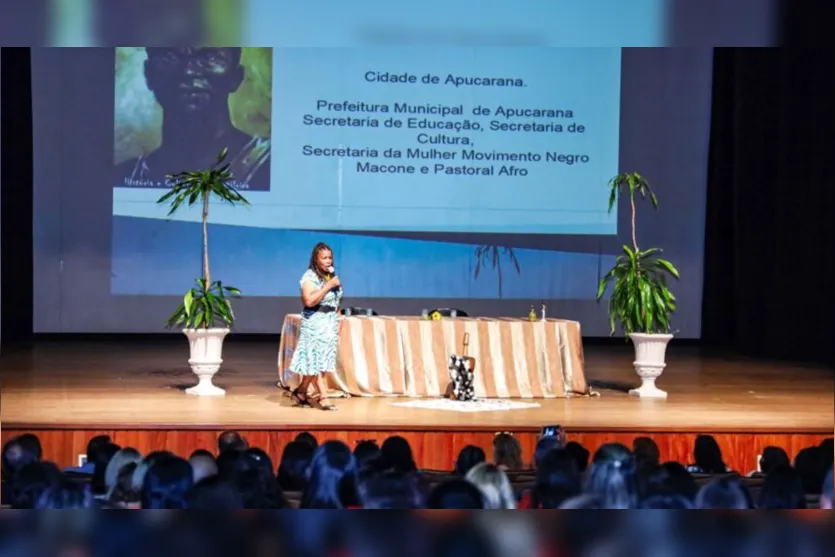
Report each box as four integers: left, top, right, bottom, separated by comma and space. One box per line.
295, 431, 319, 449
301, 440, 357, 509
185, 475, 243, 509
492, 433, 523, 470
465, 463, 516, 509
104, 447, 142, 499
10, 461, 63, 509
564, 441, 590, 472
695, 476, 753, 509
693, 435, 727, 474
455, 445, 486, 476
427, 479, 485, 509
2, 437, 39, 479
35, 477, 94, 509
232, 448, 286, 509
794, 446, 826, 494
533, 436, 563, 468
757, 466, 807, 509
641, 461, 698, 501
141, 456, 193, 509
632, 437, 660, 472
759, 446, 790, 475
380, 436, 417, 474
530, 448, 582, 509
308, 242, 333, 279
91, 442, 121, 496
277, 441, 314, 492
131, 450, 174, 492
354, 440, 382, 468
358, 469, 424, 509
584, 443, 639, 509
108, 461, 140, 507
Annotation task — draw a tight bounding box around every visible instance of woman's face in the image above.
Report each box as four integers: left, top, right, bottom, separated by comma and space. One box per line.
316, 249, 333, 272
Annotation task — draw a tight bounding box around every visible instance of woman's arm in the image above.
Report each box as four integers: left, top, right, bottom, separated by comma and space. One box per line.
301, 279, 332, 308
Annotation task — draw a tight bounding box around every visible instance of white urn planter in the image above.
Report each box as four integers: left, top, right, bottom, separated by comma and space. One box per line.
184, 328, 229, 396
628, 333, 673, 399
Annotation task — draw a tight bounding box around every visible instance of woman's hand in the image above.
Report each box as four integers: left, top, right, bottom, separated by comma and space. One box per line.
326, 276, 342, 290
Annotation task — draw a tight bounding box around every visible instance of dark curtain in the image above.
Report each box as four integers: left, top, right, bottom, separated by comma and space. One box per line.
702, 48, 835, 368
0, 47, 34, 345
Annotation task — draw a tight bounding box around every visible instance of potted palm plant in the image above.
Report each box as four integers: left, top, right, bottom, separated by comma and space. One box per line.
596, 172, 679, 398
157, 148, 250, 396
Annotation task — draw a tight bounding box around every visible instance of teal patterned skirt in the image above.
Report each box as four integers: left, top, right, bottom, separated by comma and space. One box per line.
289, 310, 339, 376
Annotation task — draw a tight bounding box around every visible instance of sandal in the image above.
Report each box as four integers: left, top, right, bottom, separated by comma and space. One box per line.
290, 388, 310, 407
310, 396, 337, 411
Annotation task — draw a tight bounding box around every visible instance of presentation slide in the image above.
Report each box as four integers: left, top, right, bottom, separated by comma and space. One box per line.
32, 45, 713, 336
114, 47, 620, 235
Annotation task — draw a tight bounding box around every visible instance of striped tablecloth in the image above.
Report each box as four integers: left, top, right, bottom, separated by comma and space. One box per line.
277, 315, 590, 398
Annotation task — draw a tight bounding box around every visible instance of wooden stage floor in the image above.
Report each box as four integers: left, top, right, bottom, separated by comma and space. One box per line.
1, 338, 832, 471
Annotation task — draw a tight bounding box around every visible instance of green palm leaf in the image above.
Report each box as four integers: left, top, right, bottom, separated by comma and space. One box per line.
157, 148, 250, 330
597, 173, 679, 337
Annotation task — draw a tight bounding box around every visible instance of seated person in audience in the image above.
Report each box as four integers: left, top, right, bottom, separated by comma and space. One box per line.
757, 466, 807, 509
104, 448, 142, 500
492, 433, 524, 471
217, 430, 248, 454
426, 479, 485, 509
454, 445, 485, 476
358, 468, 424, 509
16, 435, 43, 464
695, 476, 753, 509
686, 435, 731, 474
353, 440, 381, 469
2, 437, 40, 504
35, 477, 94, 509
301, 441, 358, 509
277, 441, 314, 493
632, 437, 660, 475
189, 451, 218, 484
91, 443, 121, 499
465, 463, 516, 509
215, 449, 243, 479
64, 435, 111, 476
9, 461, 63, 509
230, 448, 286, 509
131, 450, 174, 494
584, 443, 640, 509
640, 461, 698, 502
753, 446, 791, 477
794, 446, 826, 495
380, 436, 418, 474
141, 456, 193, 509
518, 448, 581, 509
533, 436, 564, 468
295, 432, 319, 450
565, 441, 589, 473
185, 475, 243, 509
106, 461, 141, 509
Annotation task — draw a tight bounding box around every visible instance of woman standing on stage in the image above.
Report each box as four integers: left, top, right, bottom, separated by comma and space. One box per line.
289, 242, 343, 410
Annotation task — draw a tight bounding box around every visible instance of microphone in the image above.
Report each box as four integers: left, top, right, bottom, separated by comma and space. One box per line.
327, 266, 341, 291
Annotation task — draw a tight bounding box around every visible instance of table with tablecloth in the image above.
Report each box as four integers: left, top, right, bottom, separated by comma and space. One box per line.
277, 315, 590, 398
